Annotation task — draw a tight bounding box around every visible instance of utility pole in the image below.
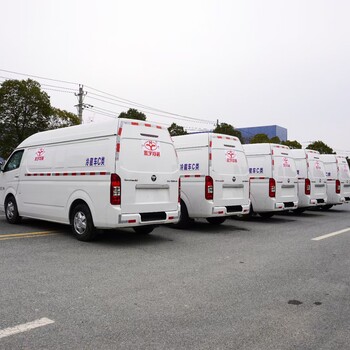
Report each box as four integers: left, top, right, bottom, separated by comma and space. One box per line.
75, 85, 92, 124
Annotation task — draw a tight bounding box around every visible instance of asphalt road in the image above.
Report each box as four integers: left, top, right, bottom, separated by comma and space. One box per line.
0, 205, 349, 350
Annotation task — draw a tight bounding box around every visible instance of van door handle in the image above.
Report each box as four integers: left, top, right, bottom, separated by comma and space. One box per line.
14, 175, 19, 178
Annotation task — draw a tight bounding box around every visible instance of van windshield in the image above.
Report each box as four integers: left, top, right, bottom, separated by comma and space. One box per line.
211, 149, 248, 175
273, 156, 297, 178
308, 160, 326, 179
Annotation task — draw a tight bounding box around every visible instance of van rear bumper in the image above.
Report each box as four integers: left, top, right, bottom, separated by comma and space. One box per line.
118, 209, 180, 227
98, 204, 180, 228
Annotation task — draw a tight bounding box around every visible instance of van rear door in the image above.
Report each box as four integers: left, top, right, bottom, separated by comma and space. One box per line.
210, 135, 250, 207
272, 147, 298, 205
307, 155, 327, 198
338, 157, 350, 199
116, 121, 179, 214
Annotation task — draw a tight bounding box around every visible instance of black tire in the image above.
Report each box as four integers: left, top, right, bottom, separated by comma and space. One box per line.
172, 201, 191, 229
5, 196, 21, 224
321, 205, 333, 210
292, 208, 306, 214
206, 217, 226, 225
71, 204, 97, 241
133, 225, 155, 235
259, 212, 274, 219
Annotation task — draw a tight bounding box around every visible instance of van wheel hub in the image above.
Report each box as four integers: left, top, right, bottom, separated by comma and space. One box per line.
6, 201, 15, 219
74, 211, 87, 234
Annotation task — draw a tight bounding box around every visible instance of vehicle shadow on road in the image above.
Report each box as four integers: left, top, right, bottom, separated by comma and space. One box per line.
169, 220, 250, 235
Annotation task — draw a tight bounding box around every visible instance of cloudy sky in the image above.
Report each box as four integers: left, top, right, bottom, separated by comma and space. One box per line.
1, 0, 349, 153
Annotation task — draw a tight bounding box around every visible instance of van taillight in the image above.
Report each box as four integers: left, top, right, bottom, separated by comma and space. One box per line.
178, 178, 181, 203
336, 179, 341, 194
205, 176, 214, 200
110, 173, 121, 205
269, 178, 276, 198
305, 178, 311, 195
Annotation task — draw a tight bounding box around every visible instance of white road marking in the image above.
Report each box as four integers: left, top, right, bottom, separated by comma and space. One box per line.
312, 228, 350, 241
0, 318, 55, 339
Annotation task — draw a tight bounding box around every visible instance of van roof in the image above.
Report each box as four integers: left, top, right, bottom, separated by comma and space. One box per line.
319, 154, 346, 163
290, 149, 321, 159
17, 118, 162, 149
243, 143, 290, 155
173, 132, 241, 149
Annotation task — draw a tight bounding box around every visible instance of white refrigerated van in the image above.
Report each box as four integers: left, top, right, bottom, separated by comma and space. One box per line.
319, 154, 350, 209
172, 132, 250, 227
242, 143, 298, 218
290, 149, 327, 213
0, 118, 180, 241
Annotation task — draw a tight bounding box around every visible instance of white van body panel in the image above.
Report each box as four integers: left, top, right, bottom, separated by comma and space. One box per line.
0, 118, 180, 229
173, 133, 250, 219
290, 149, 327, 208
243, 143, 298, 213
319, 154, 350, 205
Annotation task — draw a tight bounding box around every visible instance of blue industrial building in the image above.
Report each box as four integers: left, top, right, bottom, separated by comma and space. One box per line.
237, 125, 287, 143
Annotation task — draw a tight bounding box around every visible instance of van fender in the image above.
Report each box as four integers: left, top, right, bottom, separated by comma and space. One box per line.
180, 192, 191, 215
1, 188, 18, 215
66, 190, 96, 224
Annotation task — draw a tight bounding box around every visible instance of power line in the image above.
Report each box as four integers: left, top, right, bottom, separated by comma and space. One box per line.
0, 68, 78, 86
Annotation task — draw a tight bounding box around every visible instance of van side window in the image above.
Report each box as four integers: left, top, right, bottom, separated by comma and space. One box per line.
4, 150, 24, 172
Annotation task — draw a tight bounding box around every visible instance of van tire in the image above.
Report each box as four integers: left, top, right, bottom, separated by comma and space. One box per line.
172, 201, 191, 229
133, 225, 155, 235
321, 205, 333, 210
259, 212, 274, 219
71, 204, 97, 241
206, 217, 226, 225
5, 196, 22, 224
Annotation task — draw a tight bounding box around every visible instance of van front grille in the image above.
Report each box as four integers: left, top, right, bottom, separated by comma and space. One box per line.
317, 199, 325, 204
284, 202, 295, 208
226, 205, 243, 213
140, 212, 166, 222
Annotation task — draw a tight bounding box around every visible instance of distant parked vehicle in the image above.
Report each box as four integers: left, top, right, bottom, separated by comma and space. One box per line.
0, 157, 4, 167
172, 132, 250, 227
290, 149, 327, 213
319, 154, 350, 209
242, 143, 298, 218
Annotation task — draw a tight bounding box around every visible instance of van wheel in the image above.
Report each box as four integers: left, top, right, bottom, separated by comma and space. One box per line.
321, 205, 333, 210
292, 208, 306, 214
259, 212, 274, 219
133, 225, 155, 235
172, 201, 191, 229
5, 196, 22, 224
71, 204, 97, 241
206, 217, 226, 225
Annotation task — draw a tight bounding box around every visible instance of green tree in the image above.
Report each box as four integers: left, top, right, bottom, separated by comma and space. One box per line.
281, 140, 302, 149
118, 108, 146, 121
0, 79, 52, 158
306, 140, 334, 154
49, 107, 80, 129
213, 122, 242, 142
168, 123, 187, 136
250, 133, 270, 144
269, 136, 281, 144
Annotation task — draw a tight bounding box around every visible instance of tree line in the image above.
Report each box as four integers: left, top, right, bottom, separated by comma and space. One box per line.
0, 78, 340, 161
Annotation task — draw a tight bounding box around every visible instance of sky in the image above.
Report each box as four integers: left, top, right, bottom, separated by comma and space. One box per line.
0, 0, 349, 154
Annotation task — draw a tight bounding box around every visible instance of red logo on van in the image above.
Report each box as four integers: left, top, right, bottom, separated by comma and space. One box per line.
283, 157, 290, 168
143, 140, 160, 157
35, 148, 45, 161
226, 150, 238, 163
